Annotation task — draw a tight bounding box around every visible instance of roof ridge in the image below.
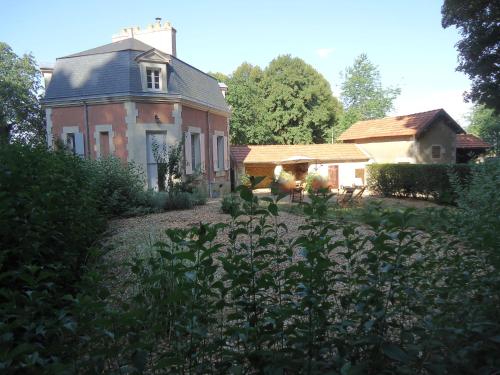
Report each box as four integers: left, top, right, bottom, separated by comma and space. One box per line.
59, 38, 154, 59
354, 108, 443, 124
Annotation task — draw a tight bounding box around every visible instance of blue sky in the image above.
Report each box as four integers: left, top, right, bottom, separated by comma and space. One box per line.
1, 0, 472, 125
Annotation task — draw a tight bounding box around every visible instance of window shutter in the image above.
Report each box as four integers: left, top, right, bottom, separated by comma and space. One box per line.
200, 133, 206, 173
184, 131, 192, 175
75, 133, 85, 157
224, 136, 229, 171
213, 135, 218, 172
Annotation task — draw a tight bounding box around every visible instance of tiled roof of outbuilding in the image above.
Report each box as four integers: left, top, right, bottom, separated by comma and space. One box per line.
456, 134, 491, 149
231, 144, 370, 164
44, 38, 229, 112
338, 109, 464, 141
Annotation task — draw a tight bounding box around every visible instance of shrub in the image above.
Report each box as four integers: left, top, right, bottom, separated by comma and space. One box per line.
367, 163, 471, 203
84, 156, 146, 216
164, 191, 194, 211
0, 143, 106, 371
240, 173, 251, 187
102, 181, 500, 373
190, 187, 208, 206
305, 172, 328, 192
277, 170, 295, 191
451, 159, 500, 253
221, 193, 240, 215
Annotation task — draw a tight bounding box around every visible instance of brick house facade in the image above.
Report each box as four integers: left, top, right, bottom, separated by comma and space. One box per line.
42, 20, 231, 196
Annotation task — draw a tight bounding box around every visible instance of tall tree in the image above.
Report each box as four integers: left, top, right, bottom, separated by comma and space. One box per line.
211, 64, 271, 145
337, 53, 400, 138
442, 0, 500, 113
467, 104, 500, 157
263, 55, 342, 144
0, 42, 45, 144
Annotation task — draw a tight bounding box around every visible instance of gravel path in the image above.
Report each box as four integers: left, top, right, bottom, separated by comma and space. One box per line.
101, 199, 307, 293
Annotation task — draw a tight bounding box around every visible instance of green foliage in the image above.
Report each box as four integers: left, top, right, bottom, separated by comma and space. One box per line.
467, 104, 500, 156
221, 193, 240, 215
451, 159, 500, 253
367, 163, 472, 203
151, 140, 183, 192
77, 175, 499, 373
337, 53, 401, 138
212, 56, 342, 145
84, 156, 146, 217
0, 42, 45, 144
441, 0, 500, 113
305, 172, 328, 193
163, 191, 194, 210
0, 143, 106, 371
264, 55, 343, 144
212, 64, 271, 145
4, 148, 499, 373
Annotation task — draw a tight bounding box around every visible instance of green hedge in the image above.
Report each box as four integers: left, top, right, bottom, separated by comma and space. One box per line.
367, 163, 472, 203
0, 144, 108, 370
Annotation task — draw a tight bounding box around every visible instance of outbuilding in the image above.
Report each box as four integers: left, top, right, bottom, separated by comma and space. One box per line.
231, 144, 371, 189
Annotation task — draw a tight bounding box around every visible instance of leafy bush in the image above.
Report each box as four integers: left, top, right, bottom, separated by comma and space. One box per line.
84, 156, 146, 217
92, 179, 499, 374
190, 187, 208, 206
305, 172, 328, 192
164, 191, 194, 211
451, 159, 500, 254
0, 143, 106, 371
240, 173, 251, 186
221, 193, 240, 215
277, 170, 295, 191
367, 163, 471, 203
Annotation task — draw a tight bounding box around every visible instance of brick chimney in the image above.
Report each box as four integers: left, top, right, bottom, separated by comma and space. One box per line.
112, 18, 177, 56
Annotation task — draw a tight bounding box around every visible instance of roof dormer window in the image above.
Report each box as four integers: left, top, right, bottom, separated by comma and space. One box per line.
135, 49, 171, 93
146, 68, 161, 90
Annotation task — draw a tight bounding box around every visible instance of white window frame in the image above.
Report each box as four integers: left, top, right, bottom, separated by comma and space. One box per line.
139, 62, 167, 92
217, 135, 224, 171
61, 126, 84, 157
185, 127, 205, 175
213, 130, 229, 173
94, 124, 115, 158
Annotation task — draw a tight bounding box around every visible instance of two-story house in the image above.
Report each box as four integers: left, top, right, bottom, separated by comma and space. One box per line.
42, 19, 231, 196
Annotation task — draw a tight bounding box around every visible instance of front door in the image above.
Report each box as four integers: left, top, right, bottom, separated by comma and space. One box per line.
146, 131, 168, 191
328, 165, 339, 189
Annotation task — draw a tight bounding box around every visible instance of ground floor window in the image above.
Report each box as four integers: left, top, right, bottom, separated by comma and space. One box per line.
146, 131, 168, 191
66, 133, 76, 154
217, 135, 224, 171
191, 132, 201, 171
99, 132, 110, 158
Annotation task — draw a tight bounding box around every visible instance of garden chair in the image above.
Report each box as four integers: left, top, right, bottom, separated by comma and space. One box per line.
337, 186, 355, 207
352, 185, 366, 205
290, 180, 304, 203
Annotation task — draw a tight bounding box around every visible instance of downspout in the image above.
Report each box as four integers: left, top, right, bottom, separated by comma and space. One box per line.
207, 110, 213, 197
83, 101, 91, 159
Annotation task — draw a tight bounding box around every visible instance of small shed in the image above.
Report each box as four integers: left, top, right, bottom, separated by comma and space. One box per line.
231, 144, 371, 189
456, 134, 491, 163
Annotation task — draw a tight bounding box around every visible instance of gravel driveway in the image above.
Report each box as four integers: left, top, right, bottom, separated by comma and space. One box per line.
102, 199, 307, 289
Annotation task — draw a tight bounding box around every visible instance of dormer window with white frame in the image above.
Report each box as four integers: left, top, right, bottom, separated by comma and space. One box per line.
135, 49, 172, 93
146, 68, 161, 90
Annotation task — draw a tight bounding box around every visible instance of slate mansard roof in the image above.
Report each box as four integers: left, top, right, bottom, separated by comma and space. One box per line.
44, 38, 229, 112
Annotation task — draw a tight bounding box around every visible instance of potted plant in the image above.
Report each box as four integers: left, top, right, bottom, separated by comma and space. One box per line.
277, 170, 295, 192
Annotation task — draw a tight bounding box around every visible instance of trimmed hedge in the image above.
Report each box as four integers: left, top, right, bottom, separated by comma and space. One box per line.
367, 163, 472, 203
